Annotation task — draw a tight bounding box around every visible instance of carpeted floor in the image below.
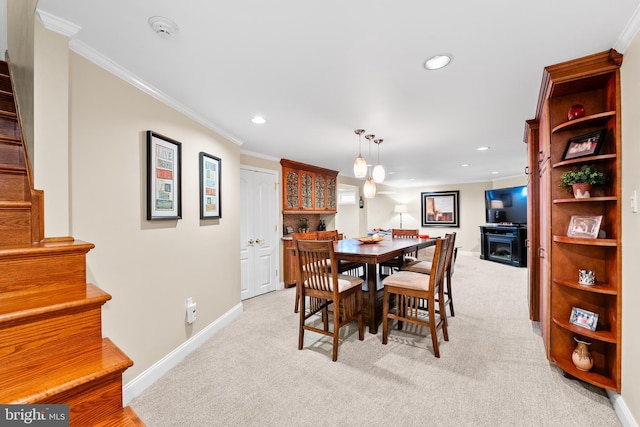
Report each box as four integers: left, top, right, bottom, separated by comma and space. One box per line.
130, 253, 621, 426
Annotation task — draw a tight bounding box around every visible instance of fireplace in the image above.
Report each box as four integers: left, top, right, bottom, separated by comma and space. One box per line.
480, 225, 527, 267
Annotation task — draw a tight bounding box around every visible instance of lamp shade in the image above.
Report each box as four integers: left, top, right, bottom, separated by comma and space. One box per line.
353, 156, 368, 178
363, 177, 376, 198
394, 204, 408, 213
372, 164, 385, 183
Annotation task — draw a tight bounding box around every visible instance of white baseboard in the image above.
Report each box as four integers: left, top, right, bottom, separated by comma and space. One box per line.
608, 390, 639, 427
122, 302, 243, 405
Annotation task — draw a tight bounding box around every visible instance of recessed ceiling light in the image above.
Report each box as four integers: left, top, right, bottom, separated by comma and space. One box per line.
251, 116, 267, 124
424, 54, 452, 70
491, 171, 500, 175
461, 164, 469, 167
477, 146, 490, 151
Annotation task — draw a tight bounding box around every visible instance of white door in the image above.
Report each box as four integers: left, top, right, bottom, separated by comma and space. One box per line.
240, 167, 278, 300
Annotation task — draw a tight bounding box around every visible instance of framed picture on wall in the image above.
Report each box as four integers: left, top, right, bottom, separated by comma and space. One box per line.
146, 131, 182, 220
421, 190, 460, 227
199, 152, 222, 219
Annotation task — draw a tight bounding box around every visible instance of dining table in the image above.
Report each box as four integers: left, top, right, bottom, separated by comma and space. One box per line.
333, 236, 436, 334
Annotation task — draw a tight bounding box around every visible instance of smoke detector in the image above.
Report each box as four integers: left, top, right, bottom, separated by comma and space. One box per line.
148, 16, 179, 38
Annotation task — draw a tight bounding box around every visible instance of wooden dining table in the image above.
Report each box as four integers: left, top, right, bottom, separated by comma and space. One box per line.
333, 237, 436, 334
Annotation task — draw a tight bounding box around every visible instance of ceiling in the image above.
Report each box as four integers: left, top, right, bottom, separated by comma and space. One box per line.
36, 0, 640, 188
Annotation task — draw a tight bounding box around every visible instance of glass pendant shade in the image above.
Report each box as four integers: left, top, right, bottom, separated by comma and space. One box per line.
353, 156, 368, 178
363, 177, 377, 198
372, 164, 385, 183
353, 129, 367, 178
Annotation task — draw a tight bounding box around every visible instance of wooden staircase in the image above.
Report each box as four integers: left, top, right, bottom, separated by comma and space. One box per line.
0, 61, 144, 425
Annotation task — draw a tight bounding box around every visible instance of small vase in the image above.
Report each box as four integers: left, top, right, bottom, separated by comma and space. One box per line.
568, 104, 586, 121
571, 338, 593, 371
572, 183, 592, 198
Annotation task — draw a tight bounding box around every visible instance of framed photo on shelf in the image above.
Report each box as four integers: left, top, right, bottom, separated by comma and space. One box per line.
567, 215, 602, 238
146, 131, 182, 220
561, 129, 606, 160
199, 152, 222, 219
421, 190, 460, 227
569, 306, 599, 331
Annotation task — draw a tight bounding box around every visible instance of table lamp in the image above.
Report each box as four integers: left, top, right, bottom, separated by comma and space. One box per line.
394, 204, 408, 228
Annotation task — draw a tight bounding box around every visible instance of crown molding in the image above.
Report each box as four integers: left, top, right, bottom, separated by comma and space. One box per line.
36, 9, 81, 37
35, 9, 242, 146
614, 4, 640, 53
239, 149, 280, 162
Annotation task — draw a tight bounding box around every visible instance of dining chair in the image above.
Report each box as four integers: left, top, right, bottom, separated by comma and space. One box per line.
293, 230, 364, 313
295, 239, 364, 361
382, 236, 450, 357
292, 232, 320, 313
402, 232, 457, 317
380, 228, 420, 275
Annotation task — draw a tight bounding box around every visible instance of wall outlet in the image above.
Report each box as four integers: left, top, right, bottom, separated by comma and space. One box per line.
186, 297, 197, 324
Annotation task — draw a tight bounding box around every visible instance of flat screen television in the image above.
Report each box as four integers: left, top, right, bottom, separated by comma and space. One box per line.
485, 185, 528, 225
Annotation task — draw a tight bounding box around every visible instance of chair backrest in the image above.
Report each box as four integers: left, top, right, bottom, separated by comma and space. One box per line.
317, 230, 339, 241
292, 231, 318, 241
429, 236, 450, 294
295, 239, 339, 295
444, 232, 457, 275
391, 229, 419, 239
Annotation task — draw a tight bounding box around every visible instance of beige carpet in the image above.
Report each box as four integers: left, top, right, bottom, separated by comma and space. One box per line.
130, 253, 620, 426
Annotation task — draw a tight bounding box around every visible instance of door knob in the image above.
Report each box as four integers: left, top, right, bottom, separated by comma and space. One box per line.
248, 239, 255, 245
255, 238, 263, 244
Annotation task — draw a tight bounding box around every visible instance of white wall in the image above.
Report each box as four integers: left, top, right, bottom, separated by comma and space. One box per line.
621, 34, 640, 424
66, 53, 241, 383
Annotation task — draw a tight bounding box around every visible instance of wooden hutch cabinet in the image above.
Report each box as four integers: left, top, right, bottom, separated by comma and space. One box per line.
280, 159, 338, 213
525, 49, 622, 392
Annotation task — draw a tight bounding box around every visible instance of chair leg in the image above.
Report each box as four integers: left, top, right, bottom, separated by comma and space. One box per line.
446, 272, 455, 317
382, 288, 390, 345
298, 292, 306, 351
357, 290, 364, 341
332, 298, 340, 361
429, 304, 440, 358
439, 288, 449, 342
294, 283, 300, 313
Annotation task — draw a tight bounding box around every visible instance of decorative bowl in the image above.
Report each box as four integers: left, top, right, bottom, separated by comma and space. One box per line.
355, 236, 384, 244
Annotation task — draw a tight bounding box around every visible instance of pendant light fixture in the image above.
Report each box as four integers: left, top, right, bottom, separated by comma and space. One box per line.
372, 138, 385, 183
353, 129, 367, 178
363, 134, 377, 198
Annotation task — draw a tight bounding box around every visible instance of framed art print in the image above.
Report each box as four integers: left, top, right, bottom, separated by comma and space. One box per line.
421, 190, 460, 227
146, 131, 182, 220
569, 306, 599, 331
567, 215, 602, 239
561, 129, 606, 160
199, 152, 222, 219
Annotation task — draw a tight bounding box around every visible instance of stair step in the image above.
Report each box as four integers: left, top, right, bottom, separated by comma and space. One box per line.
0, 238, 95, 296
94, 406, 146, 427
0, 338, 134, 425
0, 141, 25, 165
0, 207, 31, 245
0, 283, 110, 371
0, 109, 17, 119
0, 115, 20, 138
0, 134, 20, 144
0, 76, 11, 93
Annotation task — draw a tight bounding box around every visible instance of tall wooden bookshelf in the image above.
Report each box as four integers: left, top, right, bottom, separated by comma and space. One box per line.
525, 49, 622, 392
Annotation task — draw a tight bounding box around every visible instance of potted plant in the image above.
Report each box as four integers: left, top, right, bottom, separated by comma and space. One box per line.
560, 164, 607, 198
298, 217, 309, 233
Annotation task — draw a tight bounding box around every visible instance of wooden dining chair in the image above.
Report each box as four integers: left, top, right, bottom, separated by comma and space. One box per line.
402, 232, 457, 317
292, 232, 320, 313
382, 236, 450, 357
295, 239, 364, 361
293, 230, 364, 313
380, 228, 420, 275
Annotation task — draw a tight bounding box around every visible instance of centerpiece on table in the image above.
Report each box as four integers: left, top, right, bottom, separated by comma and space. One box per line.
560, 164, 607, 199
